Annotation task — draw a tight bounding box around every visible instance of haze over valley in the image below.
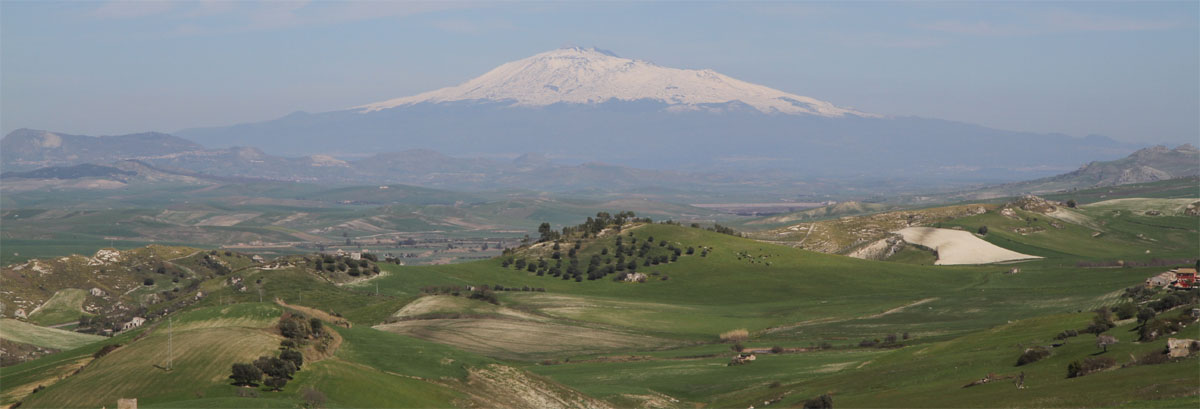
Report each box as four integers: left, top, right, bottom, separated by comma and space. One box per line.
1, 2, 1197, 409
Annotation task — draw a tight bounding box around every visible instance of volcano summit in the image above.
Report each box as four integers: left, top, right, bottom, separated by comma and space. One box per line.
178, 47, 1131, 177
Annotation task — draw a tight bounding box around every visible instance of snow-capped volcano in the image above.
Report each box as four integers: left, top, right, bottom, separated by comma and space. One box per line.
355, 47, 875, 117
177, 47, 1131, 176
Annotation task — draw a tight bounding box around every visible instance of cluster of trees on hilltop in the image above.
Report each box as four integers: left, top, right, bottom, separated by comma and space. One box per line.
313, 253, 380, 277
505, 232, 695, 282
537, 211, 651, 242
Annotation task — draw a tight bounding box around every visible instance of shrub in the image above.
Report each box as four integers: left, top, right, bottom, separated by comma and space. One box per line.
93, 344, 122, 359
278, 315, 312, 340
1135, 349, 1171, 365
1136, 308, 1156, 324
1093, 308, 1115, 327
803, 393, 834, 409
770, 345, 784, 354
1139, 318, 1180, 341
230, 363, 263, 386
264, 376, 288, 391
143, 278, 155, 286
1054, 329, 1079, 340
1083, 322, 1110, 335
977, 226, 988, 235
301, 386, 326, 408
280, 349, 304, 370
1084, 308, 1115, 334
1016, 347, 1051, 366
1068, 356, 1115, 378
719, 329, 749, 342
253, 356, 297, 379
1113, 303, 1138, 320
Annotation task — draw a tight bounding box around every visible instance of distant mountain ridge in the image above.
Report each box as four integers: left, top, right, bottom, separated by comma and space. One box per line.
355, 47, 875, 117
173, 47, 1137, 176
947, 144, 1199, 200
1, 163, 134, 180
0, 128, 202, 170
0, 128, 712, 193
0, 126, 1170, 199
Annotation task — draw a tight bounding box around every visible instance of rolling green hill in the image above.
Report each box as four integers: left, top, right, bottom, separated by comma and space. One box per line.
0, 319, 105, 351
2, 207, 1197, 408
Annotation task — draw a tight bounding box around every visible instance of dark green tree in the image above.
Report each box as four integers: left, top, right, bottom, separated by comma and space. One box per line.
280, 349, 304, 370
230, 363, 263, 386
264, 376, 288, 391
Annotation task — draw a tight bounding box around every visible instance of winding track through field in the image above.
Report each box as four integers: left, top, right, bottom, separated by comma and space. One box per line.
762, 297, 940, 334
796, 223, 816, 246
858, 298, 938, 319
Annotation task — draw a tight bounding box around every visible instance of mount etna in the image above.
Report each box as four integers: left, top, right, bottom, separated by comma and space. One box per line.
173, 47, 1136, 177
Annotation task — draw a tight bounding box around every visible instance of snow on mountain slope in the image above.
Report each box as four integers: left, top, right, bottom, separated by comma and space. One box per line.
355, 47, 876, 117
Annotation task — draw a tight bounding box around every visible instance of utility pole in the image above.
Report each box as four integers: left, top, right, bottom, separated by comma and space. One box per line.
167, 317, 173, 371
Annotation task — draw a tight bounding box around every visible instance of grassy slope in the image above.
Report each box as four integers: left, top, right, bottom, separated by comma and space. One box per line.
803, 313, 1200, 408
15, 303, 469, 409
4, 201, 1197, 408
526, 310, 1199, 408
371, 224, 992, 340
939, 204, 1198, 260
27, 288, 89, 326
0, 326, 147, 406
0, 318, 105, 350
373, 223, 1183, 345
1040, 177, 1200, 204
362, 219, 1197, 407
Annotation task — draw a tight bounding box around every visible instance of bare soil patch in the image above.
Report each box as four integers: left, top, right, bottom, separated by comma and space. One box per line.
895, 227, 1041, 265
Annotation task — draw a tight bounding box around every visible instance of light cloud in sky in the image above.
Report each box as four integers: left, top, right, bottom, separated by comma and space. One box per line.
923, 10, 1179, 37
836, 33, 948, 49
432, 18, 515, 34
94, 0, 481, 35
1041, 10, 1177, 32
920, 20, 1032, 37
91, 0, 175, 19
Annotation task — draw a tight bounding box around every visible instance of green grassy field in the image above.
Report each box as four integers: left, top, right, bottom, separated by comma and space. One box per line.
3, 194, 1198, 408
938, 204, 1198, 261
27, 288, 89, 326
1040, 177, 1200, 204
12, 303, 475, 409
0, 318, 105, 350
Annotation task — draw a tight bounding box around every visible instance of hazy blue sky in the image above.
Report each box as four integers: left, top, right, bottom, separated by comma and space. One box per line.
2, 1, 1197, 145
